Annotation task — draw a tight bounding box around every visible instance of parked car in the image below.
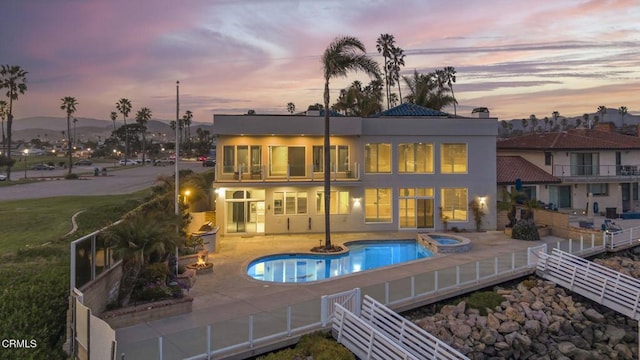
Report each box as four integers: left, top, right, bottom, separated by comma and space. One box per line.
198, 155, 207, 161
0, 174, 6, 181
118, 160, 137, 166
32, 164, 55, 170
154, 158, 175, 165
74, 159, 93, 166
203, 159, 216, 167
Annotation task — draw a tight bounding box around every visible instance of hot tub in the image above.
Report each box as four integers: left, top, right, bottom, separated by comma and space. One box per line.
418, 233, 471, 254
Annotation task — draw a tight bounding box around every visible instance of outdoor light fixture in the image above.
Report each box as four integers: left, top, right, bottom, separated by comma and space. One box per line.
478, 196, 486, 208
353, 197, 361, 207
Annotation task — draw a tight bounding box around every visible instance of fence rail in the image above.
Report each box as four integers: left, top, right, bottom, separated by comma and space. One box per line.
605, 226, 640, 251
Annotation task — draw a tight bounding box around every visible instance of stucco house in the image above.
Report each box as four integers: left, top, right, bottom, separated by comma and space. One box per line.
497, 123, 640, 217
211, 103, 498, 236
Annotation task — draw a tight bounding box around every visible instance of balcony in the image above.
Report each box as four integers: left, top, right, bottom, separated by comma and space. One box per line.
215, 163, 361, 183
552, 164, 640, 182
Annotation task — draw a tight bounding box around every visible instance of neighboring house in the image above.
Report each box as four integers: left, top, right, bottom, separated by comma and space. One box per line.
211, 103, 497, 236
497, 124, 640, 215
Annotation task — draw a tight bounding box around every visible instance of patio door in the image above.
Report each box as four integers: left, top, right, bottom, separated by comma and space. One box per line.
399, 198, 434, 229
225, 190, 265, 234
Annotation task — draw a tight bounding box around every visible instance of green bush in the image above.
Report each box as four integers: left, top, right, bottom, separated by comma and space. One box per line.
511, 218, 540, 241
462, 291, 504, 316
64, 173, 79, 180
258, 331, 354, 360
138, 262, 169, 285
132, 285, 171, 303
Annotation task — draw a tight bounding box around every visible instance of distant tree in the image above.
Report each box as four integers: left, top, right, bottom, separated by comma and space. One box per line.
376, 33, 395, 109
618, 106, 628, 128
529, 114, 538, 133
322, 35, 380, 250
135, 107, 152, 164
0, 65, 28, 181
576, 118, 582, 128
543, 116, 550, 132
521, 118, 528, 131
593, 115, 600, 127
500, 120, 509, 137
561, 117, 568, 130
73, 117, 78, 147
110, 111, 118, 132
582, 113, 590, 128
389, 46, 405, 103
389, 93, 399, 108
286, 102, 296, 114
597, 105, 607, 125
552, 111, 560, 129
402, 69, 455, 111
247, 109, 256, 115
442, 66, 457, 116
0, 100, 6, 144
116, 98, 132, 162
60, 96, 78, 175
183, 110, 193, 155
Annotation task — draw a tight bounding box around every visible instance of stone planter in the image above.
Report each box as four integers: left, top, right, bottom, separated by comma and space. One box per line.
100, 296, 193, 329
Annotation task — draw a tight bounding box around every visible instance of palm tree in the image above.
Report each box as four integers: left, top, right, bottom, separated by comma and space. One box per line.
552, 111, 560, 129
60, 96, 78, 175
110, 111, 118, 132
597, 105, 607, 126
389, 46, 405, 104
529, 114, 538, 133
0, 100, 7, 144
442, 66, 457, 116
73, 117, 78, 147
403, 69, 455, 110
376, 33, 395, 109
136, 107, 152, 164
183, 110, 193, 156
286, 102, 296, 114
0, 65, 28, 181
618, 106, 628, 128
116, 98, 132, 163
322, 35, 380, 250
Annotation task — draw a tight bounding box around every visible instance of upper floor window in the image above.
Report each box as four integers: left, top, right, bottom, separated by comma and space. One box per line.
544, 152, 552, 166
316, 190, 350, 214
222, 145, 261, 174
440, 144, 467, 173
365, 143, 391, 173
269, 146, 305, 177
398, 143, 434, 173
570, 152, 599, 176
313, 145, 350, 172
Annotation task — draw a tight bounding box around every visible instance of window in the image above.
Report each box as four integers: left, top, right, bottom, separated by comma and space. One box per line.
522, 186, 537, 201
313, 145, 350, 172
544, 152, 552, 166
398, 143, 433, 173
365, 188, 392, 222
274, 191, 307, 215
399, 188, 434, 229
441, 188, 468, 221
316, 191, 350, 214
570, 153, 599, 176
587, 183, 608, 196
222, 145, 261, 174
365, 143, 391, 173
269, 146, 305, 176
440, 144, 467, 173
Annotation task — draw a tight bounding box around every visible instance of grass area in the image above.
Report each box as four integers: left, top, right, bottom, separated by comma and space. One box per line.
0, 191, 150, 360
0, 191, 149, 254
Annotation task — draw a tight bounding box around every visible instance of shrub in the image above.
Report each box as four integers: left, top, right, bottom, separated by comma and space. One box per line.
132, 285, 171, 303
511, 218, 540, 241
65, 173, 79, 180
138, 262, 169, 285
258, 331, 354, 360
462, 291, 504, 316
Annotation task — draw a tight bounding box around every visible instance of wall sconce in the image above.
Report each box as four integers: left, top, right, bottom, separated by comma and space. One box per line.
353, 197, 361, 207
478, 196, 486, 208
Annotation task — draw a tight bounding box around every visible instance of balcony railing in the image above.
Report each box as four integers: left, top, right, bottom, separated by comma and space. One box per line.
552, 164, 640, 180
216, 162, 361, 182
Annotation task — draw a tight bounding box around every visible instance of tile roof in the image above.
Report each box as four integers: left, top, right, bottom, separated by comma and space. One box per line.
497, 156, 561, 185
497, 129, 640, 150
373, 103, 450, 117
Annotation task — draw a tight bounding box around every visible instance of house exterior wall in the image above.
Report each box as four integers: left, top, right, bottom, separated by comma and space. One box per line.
213, 114, 498, 235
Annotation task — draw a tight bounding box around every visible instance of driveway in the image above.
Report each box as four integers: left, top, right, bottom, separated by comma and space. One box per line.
0, 160, 209, 201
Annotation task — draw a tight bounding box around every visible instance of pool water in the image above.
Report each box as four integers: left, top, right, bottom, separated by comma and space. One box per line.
247, 240, 433, 283
429, 234, 461, 245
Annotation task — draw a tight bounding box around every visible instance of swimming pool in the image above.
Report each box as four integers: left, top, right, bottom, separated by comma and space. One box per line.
429, 234, 460, 245
247, 240, 433, 283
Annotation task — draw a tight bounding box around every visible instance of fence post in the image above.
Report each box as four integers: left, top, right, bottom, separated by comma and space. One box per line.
411, 276, 415, 298
158, 337, 163, 360
494, 257, 498, 276
354, 288, 362, 317
434, 271, 439, 291
249, 315, 254, 348
476, 262, 480, 282
207, 325, 211, 360
320, 295, 328, 327
287, 306, 292, 337
511, 253, 516, 271
456, 266, 460, 285
384, 282, 390, 305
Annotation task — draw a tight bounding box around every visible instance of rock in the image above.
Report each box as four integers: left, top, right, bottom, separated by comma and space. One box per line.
486, 313, 501, 330
531, 300, 545, 311
451, 323, 472, 339
614, 343, 633, 360
583, 308, 605, 323
479, 328, 499, 345
607, 325, 626, 346
557, 341, 576, 355
523, 319, 541, 336
498, 320, 520, 334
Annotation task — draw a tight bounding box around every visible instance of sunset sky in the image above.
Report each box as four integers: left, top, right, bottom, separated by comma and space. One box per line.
1, 0, 639, 123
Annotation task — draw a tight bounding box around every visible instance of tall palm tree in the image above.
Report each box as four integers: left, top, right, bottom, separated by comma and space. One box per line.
0, 65, 28, 181
136, 107, 152, 165
618, 106, 628, 128
597, 106, 606, 126
116, 98, 132, 163
60, 96, 78, 175
110, 111, 118, 132
286, 102, 296, 114
322, 35, 380, 250
183, 110, 193, 156
402, 69, 455, 110
376, 33, 395, 109
73, 117, 78, 147
442, 66, 457, 116
0, 100, 7, 144
389, 46, 405, 104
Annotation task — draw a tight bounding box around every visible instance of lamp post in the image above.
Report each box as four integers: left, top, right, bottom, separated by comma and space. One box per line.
23, 148, 29, 179
112, 149, 117, 167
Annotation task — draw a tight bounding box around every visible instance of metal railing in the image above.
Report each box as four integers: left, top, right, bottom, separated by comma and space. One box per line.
604, 225, 640, 251
216, 162, 361, 182
552, 164, 640, 180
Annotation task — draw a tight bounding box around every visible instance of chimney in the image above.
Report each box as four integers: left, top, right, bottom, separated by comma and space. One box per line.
471, 107, 490, 118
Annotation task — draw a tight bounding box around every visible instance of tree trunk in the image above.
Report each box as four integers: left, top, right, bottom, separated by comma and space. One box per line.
323, 79, 332, 249
118, 260, 142, 307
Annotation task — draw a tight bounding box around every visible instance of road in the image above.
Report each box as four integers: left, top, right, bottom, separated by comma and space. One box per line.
0, 160, 209, 201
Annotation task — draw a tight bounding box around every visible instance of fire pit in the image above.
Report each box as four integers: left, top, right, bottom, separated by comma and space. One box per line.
186, 250, 213, 274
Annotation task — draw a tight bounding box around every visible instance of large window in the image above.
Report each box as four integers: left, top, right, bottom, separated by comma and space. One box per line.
316, 190, 350, 214
365, 188, 392, 222
222, 145, 261, 174
440, 144, 467, 174
398, 143, 433, 173
273, 191, 307, 215
312, 145, 350, 172
441, 188, 468, 221
365, 143, 391, 173
587, 183, 608, 196
269, 146, 305, 177
571, 152, 599, 176
399, 188, 434, 229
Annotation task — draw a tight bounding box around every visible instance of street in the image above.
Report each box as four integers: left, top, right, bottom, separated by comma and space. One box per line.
0, 160, 209, 201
